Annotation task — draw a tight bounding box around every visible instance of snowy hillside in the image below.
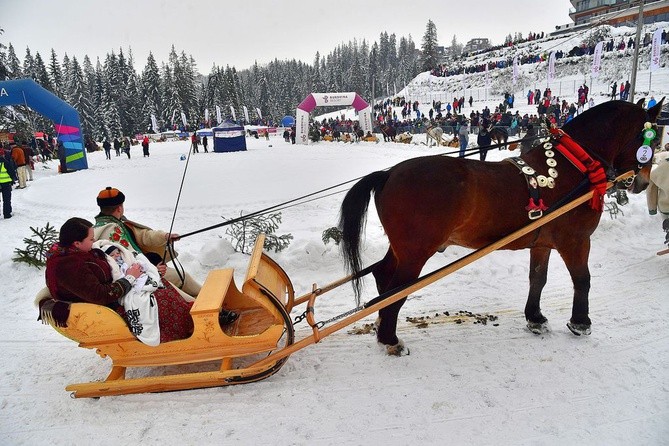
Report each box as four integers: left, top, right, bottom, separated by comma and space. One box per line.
317, 22, 669, 123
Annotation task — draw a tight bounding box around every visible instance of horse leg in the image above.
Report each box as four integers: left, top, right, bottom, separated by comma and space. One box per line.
558, 240, 592, 335
525, 247, 551, 334
372, 248, 398, 294
373, 256, 423, 355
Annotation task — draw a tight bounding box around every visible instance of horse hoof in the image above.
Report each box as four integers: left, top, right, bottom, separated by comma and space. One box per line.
527, 321, 549, 334
384, 340, 409, 357
566, 322, 591, 336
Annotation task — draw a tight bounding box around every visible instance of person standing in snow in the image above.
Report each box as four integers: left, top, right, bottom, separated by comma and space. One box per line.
0, 147, 17, 218
191, 133, 199, 153
103, 138, 112, 160
458, 119, 469, 158
142, 136, 150, 157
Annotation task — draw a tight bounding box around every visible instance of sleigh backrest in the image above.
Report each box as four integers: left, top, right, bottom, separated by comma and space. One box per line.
242, 234, 295, 312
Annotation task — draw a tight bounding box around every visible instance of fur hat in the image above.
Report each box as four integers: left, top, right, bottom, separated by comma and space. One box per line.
97, 187, 125, 207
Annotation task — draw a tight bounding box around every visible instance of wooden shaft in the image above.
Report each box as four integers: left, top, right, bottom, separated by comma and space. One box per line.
249, 173, 632, 369
292, 273, 355, 307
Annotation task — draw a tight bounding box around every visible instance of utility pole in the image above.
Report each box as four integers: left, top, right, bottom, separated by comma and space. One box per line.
629, 0, 645, 103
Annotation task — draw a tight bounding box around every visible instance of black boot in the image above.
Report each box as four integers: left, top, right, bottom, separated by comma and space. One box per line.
219, 309, 239, 326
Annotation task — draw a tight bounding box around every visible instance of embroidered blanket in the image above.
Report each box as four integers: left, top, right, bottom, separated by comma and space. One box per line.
93, 240, 161, 346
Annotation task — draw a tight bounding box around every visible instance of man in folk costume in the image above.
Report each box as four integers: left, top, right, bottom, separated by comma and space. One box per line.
93, 187, 203, 300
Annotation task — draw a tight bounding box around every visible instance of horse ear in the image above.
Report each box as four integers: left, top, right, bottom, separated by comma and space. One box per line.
647, 97, 665, 123
636, 98, 645, 107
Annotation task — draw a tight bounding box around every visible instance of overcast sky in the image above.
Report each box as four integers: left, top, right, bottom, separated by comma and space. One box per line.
3, 0, 574, 73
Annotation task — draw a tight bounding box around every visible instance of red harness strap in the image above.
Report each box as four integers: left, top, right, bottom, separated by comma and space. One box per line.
549, 128, 607, 212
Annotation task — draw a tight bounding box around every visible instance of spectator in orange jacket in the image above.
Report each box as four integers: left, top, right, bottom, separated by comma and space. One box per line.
11, 142, 27, 189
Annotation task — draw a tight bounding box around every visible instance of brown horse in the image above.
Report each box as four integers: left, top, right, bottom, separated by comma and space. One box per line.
338, 99, 663, 355
489, 125, 509, 150
381, 125, 397, 142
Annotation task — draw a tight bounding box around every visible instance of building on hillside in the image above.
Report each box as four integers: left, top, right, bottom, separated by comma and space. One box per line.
569, 0, 669, 27
463, 38, 491, 54
435, 45, 461, 62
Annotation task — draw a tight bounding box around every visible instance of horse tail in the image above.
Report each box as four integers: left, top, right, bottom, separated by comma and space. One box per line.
338, 170, 390, 301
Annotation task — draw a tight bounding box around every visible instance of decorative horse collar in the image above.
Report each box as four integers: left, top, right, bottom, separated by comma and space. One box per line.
507, 129, 608, 220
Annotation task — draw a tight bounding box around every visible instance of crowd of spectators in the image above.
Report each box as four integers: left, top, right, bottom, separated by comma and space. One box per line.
429, 28, 668, 80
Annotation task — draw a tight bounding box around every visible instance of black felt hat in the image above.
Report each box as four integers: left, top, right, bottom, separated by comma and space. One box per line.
96, 187, 125, 207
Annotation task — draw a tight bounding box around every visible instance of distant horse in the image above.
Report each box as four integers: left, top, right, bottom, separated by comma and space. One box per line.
519, 124, 549, 154
381, 125, 397, 142
338, 99, 663, 355
425, 125, 444, 147
354, 128, 365, 142
489, 126, 509, 150
396, 132, 413, 144
332, 129, 342, 141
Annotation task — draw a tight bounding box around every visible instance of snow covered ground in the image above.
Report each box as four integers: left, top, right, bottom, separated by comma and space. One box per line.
1, 23, 669, 445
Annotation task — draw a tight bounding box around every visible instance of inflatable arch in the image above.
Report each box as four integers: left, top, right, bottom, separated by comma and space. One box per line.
0, 78, 88, 170
295, 92, 373, 144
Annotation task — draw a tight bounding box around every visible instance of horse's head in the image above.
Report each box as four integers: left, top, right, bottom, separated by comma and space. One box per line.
562, 97, 665, 193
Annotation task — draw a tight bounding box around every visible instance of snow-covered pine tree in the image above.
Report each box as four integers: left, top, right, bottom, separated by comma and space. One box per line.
23, 47, 35, 81
33, 52, 52, 92
420, 20, 439, 72
67, 56, 95, 141
100, 74, 123, 138
48, 49, 64, 97
161, 63, 181, 128
6, 44, 22, 78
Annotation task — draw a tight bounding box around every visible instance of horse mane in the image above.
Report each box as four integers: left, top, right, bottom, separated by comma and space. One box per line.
561, 100, 644, 156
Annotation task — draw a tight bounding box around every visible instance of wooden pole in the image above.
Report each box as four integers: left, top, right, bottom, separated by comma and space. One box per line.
629, 0, 645, 103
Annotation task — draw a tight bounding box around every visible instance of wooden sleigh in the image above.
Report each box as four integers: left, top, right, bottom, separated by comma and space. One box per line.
39, 234, 295, 398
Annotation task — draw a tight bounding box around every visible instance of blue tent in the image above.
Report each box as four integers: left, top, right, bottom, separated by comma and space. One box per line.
0, 78, 88, 170
281, 116, 295, 127
213, 121, 247, 153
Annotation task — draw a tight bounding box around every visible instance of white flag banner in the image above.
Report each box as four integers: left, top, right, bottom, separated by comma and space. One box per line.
204, 108, 209, 124
171, 109, 177, 125
485, 63, 490, 88
591, 41, 604, 78
216, 105, 222, 124
243, 105, 250, 123
180, 112, 187, 128
512, 55, 519, 85
548, 52, 556, 83
229, 106, 236, 122
256, 107, 262, 120
650, 28, 663, 72
150, 114, 159, 133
